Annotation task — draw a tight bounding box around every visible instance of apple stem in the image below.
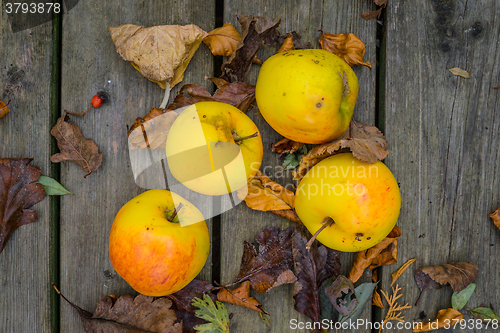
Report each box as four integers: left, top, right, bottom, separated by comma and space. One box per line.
233, 132, 259, 144
167, 203, 184, 222
306, 217, 334, 250
64, 107, 93, 116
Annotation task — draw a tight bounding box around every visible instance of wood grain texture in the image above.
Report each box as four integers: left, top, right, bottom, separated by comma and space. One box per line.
59, 2, 214, 331
383, 1, 500, 331
0, 11, 54, 333
220, 1, 377, 332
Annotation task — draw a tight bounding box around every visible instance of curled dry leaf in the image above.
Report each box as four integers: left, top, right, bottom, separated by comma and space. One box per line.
319, 32, 372, 69
271, 138, 304, 155
109, 24, 207, 89
128, 108, 179, 150
391, 258, 417, 286
414, 262, 478, 294
447, 67, 472, 79
413, 308, 463, 332
294, 119, 388, 181
361, 8, 383, 20
55, 285, 181, 333
244, 170, 303, 225
217, 280, 267, 314
348, 226, 401, 283
490, 208, 500, 231
203, 22, 241, 57
221, 15, 281, 82
292, 227, 342, 323
0, 158, 46, 254
372, 288, 385, 308
324, 275, 358, 315
277, 32, 295, 53
233, 227, 297, 293
50, 115, 103, 178
0, 100, 10, 118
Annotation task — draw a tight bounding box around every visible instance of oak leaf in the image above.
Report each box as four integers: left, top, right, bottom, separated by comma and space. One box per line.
292, 227, 341, 323
203, 23, 241, 57
348, 226, 401, 283
0, 158, 46, 254
413, 308, 463, 332
244, 170, 303, 225
233, 227, 297, 293
50, 115, 103, 178
221, 15, 281, 82
55, 285, 182, 332
319, 32, 371, 69
414, 262, 478, 294
0, 100, 10, 118
490, 208, 500, 231
217, 281, 267, 314
109, 24, 207, 89
294, 119, 388, 181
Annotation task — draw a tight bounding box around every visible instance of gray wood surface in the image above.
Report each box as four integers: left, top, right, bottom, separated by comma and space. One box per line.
0, 10, 54, 333
383, 1, 500, 331
220, 1, 377, 332
59, 1, 214, 331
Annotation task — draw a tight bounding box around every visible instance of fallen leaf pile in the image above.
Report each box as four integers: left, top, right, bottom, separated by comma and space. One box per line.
0, 158, 46, 254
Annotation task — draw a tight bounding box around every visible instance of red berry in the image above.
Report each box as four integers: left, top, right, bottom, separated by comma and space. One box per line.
90, 92, 107, 108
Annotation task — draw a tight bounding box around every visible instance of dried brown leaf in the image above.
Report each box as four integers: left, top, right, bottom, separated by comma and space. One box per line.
0, 158, 45, 254
56, 286, 181, 333
361, 8, 383, 20
490, 208, 500, 231
414, 262, 478, 293
391, 258, 417, 286
203, 23, 241, 57
348, 226, 401, 283
0, 100, 10, 118
109, 24, 207, 89
372, 288, 385, 308
277, 33, 295, 53
413, 308, 463, 332
127, 108, 179, 150
270, 138, 304, 155
447, 67, 472, 79
374, 0, 388, 6
221, 15, 281, 82
50, 115, 103, 178
218, 281, 267, 314
292, 227, 342, 323
233, 227, 297, 293
324, 275, 358, 315
294, 119, 388, 181
319, 32, 372, 69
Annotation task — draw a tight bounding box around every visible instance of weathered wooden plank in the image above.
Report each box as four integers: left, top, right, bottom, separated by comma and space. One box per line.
220, 1, 377, 332
59, 2, 214, 331
383, 1, 500, 331
0, 10, 54, 333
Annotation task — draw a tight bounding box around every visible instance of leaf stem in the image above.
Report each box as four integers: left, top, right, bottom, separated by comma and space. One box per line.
306, 217, 334, 250
159, 82, 171, 109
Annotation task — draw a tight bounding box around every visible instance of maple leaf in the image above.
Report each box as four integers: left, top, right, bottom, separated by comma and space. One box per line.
294, 119, 388, 181
50, 115, 103, 178
192, 294, 230, 333
490, 208, 500, 231
413, 308, 463, 332
414, 262, 478, 295
319, 32, 371, 69
109, 24, 207, 89
348, 225, 401, 283
233, 227, 297, 293
54, 284, 182, 332
292, 227, 341, 323
203, 23, 241, 57
221, 15, 281, 82
0, 100, 10, 118
0, 158, 45, 254
217, 281, 267, 314
244, 170, 303, 225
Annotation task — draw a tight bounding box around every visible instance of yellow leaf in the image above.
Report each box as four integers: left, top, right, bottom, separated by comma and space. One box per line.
0, 100, 10, 118
203, 23, 241, 57
413, 308, 463, 332
447, 67, 472, 79
319, 32, 371, 69
109, 24, 207, 89
391, 258, 417, 286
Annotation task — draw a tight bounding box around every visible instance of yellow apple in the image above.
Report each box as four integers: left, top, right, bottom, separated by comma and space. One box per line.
295, 153, 400, 252
165, 101, 263, 196
255, 49, 359, 144
109, 189, 210, 296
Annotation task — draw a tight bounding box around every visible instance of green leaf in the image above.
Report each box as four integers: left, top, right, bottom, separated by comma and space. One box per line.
282, 154, 298, 170
36, 176, 73, 195
469, 307, 500, 321
452, 283, 476, 310
192, 294, 230, 333
338, 282, 377, 324
259, 312, 271, 329
298, 145, 308, 155
319, 278, 336, 321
